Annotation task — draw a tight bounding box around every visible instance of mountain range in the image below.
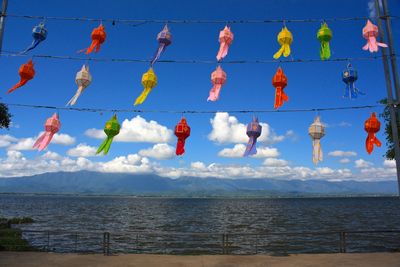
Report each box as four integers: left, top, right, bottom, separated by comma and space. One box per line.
0, 171, 397, 196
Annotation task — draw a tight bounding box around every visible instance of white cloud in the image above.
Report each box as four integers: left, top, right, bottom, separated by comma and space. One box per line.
85, 116, 173, 143
67, 143, 98, 157
208, 112, 286, 145
52, 133, 76, 145
191, 161, 207, 170
339, 158, 351, 164
355, 159, 374, 169
328, 150, 357, 157
138, 143, 175, 160
383, 159, 396, 168
263, 158, 289, 167
0, 135, 18, 147
218, 144, 279, 158
41, 151, 63, 161
6, 133, 75, 151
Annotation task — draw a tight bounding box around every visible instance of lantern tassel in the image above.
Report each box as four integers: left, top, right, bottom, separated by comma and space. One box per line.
320, 41, 331, 60
366, 134, 381, 154
217, 43, 229, 61
273, 44, 291, 59
274, 87, 289, 109
176, 138, 186, 156
79, 40, 101, 54
134, 88, 152, 106
244, 136, 257, 157
7, 80, 29, 94
312, 139, 323, 165
344, 82, 364, 99
151, 43, 166, 66
96, 136, 114, 155
207, 84, 222, 102
363, 38, 387, 53
21, 39, 42, 54
33, 132, 54, 151
66, 86, 85, 106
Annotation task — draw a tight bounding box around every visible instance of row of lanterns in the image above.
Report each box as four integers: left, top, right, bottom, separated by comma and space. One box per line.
4, 19, 385, 164
32, 111, 381, 165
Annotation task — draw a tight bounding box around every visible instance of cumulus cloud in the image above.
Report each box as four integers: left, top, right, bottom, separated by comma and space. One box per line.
355, 159, 374, 169
6, 133, 75, 151
138, 143, 175, 160
328, 150, 357, 157
339, 158, 351, 164
41, 151, 63, 161
67, 143, 98, 157
383, 159, 396, 168
263, 158, 289, 167
0, 135, 18, 147
85, 116, 173, 143
218, 144, 279, 158
208, 112, 286, 145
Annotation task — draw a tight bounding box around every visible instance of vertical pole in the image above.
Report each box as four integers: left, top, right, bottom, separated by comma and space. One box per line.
381, 0, 400, 100
0, 0, 8, 55
375, 0, 400, 195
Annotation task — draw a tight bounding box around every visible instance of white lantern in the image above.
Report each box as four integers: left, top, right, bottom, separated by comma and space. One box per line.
66, 64, 92, 106
308, 116, 325, 165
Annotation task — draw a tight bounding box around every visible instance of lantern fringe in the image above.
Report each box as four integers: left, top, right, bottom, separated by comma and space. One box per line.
96, 136, 114, 155
33, 132, 54, 151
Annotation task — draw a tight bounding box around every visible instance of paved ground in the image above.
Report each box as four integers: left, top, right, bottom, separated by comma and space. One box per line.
1, 252, 400, 267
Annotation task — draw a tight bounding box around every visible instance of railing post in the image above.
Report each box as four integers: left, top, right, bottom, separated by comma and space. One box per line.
339, 232, 347, 253
74, 233, 78, 253
255, 234, 258, 254
103, 232, 110, 255
106, 232, 110, 255
221, 233, 225, 254
103, 232, 106, 255
46, 231, 50, 252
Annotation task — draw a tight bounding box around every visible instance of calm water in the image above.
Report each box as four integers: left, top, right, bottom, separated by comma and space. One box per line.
1, 195, 400, 254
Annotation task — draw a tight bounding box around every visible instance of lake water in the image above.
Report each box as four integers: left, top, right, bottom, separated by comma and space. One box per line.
1, 195, 400, 254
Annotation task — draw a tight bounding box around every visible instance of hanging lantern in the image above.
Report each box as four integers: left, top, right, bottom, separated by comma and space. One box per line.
244, 117, 262, 157
207, 65, 227, 101
96, 114, 120, 155
150, 24, 172, 66
216, 26, 234, 61
67, 64, 92, 106
134, 67, 158, 106
79, 24, 106, 54
317, 22, 332, 60
21, 22, 48, 54
364, 112, 381, 154
174, 117, 191, 156
273, 26, 293, 59
7, 59, 35, 94
272, 67, 288, 109
362, 20, 387, 53
342, 63, 364, 99
32, 113, 61, 151
308, 116, 325, 165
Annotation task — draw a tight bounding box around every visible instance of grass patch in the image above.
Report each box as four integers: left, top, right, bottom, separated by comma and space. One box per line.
0, 217, 35, 251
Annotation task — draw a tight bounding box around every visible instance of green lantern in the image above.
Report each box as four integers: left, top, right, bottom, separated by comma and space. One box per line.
96, 114, 121, 155
317, 22, 332, 60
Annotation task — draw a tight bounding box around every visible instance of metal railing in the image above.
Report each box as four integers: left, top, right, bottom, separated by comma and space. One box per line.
1, 229, 399, 255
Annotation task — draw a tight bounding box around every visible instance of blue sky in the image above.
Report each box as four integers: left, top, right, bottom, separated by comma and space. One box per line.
0, 0, 399, 180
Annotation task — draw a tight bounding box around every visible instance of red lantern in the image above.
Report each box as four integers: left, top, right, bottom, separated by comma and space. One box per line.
80, 24, 106, 54
272, 67, 288, 109
364, 112, 381, 154
174, 117, 191, 156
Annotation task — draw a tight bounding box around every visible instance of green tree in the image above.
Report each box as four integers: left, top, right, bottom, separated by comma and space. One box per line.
0, 102, 11, 129
379, 99, 400, 160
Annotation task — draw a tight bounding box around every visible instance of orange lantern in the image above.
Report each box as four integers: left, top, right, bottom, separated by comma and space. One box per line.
80, 24, 106, 54
7, 59, 35, 94
364, 112, 381, 154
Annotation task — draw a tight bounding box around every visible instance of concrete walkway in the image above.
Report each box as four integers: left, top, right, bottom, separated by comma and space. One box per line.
1, 252, 400, 267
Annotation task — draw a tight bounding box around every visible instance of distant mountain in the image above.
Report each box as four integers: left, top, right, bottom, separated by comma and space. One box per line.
0, 171, 397, 196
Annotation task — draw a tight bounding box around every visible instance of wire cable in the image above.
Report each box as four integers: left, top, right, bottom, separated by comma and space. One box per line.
4, 14, 400, 25
0, 51, 391, 64
3, 102, 383, 114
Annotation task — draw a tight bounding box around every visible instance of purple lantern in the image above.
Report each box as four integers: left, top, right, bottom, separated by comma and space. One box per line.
150, 24, 172, 66
244, 117, 262, 157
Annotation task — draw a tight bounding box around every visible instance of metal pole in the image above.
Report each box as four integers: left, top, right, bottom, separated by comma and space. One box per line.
381, 0, 400, 101
375, 0, 400, 195
0, 0, 8, 55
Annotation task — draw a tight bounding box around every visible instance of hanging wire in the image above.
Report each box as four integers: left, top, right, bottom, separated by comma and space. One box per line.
4, 14, 399, 25
3, 102, 382, 114
0, 51, 391, 64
